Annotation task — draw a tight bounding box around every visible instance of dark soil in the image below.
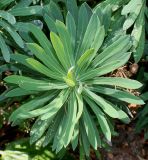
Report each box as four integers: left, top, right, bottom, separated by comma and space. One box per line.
102, 122, 148, 160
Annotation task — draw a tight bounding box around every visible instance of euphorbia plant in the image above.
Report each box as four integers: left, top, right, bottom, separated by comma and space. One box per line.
3, 0, 144, 158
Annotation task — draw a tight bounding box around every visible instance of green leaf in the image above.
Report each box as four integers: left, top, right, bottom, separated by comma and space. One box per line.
12, 0, 32, 9
11, 53, 34, 68
66, 0, 78, 23
141, 92, 148, 101
0, 64, 18, 74
80, 122, 90, 156
14, 90, 69, 120
61, 92, 77, 147
44, 13, 57, 33
76, 13, 100, 59
9, 93, 56, 123
5, 75, 67, 91
91, 26, 105, 55
9, 6, 43, 16
76, 3, 92, 53
50, 32, 71, 70
0, 34, 10, 62
0, 11, 16, 24
84, 88, 130, 123
27, 23, 57, 63
102, 4, 112, 32
77, 48, 94, 72
133, 27, 145, 62
75, 92, 83, 122
40, 89, 70, 120
55, 20, 74, 65
30, 118, 52, 144
71, 123, 79, 150
121, 0, 142, 15
88, 77, 143, 89
84, 88, 119, 118
26, 58, 63, 80
82, 106, 98, 149
52, 114, 67, 153
80, 53, 131, 81
0, 0, 15, 9
85, 97, 111, 142
0, 21, 24, 48
26, 43, 65, 75
5, 88, 37, 97
92, 35, 131, 67
43, 111, 63, 147
44, 1, 63, 22
89, 86, 144, 105
66, 12, 76, 52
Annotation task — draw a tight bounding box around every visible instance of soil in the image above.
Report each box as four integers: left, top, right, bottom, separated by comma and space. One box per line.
102, 122, 148, 160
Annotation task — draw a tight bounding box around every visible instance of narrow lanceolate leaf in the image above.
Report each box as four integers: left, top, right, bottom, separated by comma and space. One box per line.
4, 75, 67, 91
44, 1, 63, 22
30, 118, 52, 144
0, 21, 24, 48
9, 6, 43, 16
53, 114, 67, 153
85, 98, 111, 142
0, 11, 16, 24
76, 3, 91, 53
5, 88, 37, 97
16, 89, 69, 120
66, 0, 78, 23
26, 43, 65, 75
26, 58, 63, 81
76, 13, 100, 59
92, 35, 131, 67
40, 89, 70, 120
43, 111, 63, 147
84, 88, 130, 123
27, 24, 57, 62
80, 53, 131, 81
132, 2, 145, 62
0, 34, 10, 62
89, 86, 144, 105
77, 48, 94, 72
75, 92, 83, 122
50, 32, 71, 70
12, 0, 32, 9
11, 53, 34, 69
66, 12, 76, 51
44, 13, 57, 33
91, 26, 105, 55
82, 106, 98, 149
0, 0, 15, 9
9, 93, 56, 122
62, 92, 77, 147
84, 88, 119, 118
80, 121, 90, 156
87, 77, 143, 89
55, 20, 74, 65
71, 123, 79, 150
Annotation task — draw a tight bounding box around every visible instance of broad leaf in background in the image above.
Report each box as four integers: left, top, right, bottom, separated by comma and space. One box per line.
122, 0, 146, 62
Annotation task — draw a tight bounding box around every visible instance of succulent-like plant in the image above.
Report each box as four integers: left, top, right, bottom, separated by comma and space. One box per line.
3, 0, 144, 157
